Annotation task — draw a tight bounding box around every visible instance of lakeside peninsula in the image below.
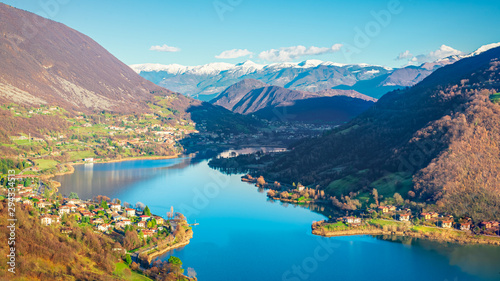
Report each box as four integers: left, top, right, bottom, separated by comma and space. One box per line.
1, 176, 196, 280
238, 174, 500, 246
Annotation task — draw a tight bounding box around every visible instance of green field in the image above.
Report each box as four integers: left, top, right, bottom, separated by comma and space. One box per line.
34, 159, 59, 170
113, 262, 153, 281
325, 175, 362, 196
369, 172, 413, 198
368, 218, 404, 228
323, 221, 350, 231
12, 139, 42, 146
68, 150, 96, 162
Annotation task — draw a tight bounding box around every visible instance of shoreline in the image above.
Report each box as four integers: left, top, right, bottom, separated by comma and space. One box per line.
312, 224, 500, 246
144, 230, 194, 263
39, 154, 182, 195
241, 175, 500, 247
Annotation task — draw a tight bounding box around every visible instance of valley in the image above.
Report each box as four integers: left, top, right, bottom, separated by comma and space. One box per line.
1, 1, 500, 280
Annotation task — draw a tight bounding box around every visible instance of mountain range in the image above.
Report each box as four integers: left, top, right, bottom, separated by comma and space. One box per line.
130, 44, 500, 101
211, 79, 376, 124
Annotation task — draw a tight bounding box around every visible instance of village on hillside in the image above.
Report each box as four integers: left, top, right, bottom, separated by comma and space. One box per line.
1, 176, 193, 260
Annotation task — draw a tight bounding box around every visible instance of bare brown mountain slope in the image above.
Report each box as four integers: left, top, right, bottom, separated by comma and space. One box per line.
211, 79, 376, 115
0, 3, 176, 113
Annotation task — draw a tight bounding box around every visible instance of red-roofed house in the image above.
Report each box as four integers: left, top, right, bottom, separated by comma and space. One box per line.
459, 222, 471, 231
81, 211, 93, 218
65, 204, 77, 212
153, 216, 164, 225
439, 220, 453, 228
125, 208, 135, 217
142, 229, 154, 238
98, 223, 111, 232
58, 206, 71, 215
481, 222, 493, 229
420, 213, 432, 220
398, 213, 410, 222
50, 215, 61, 224
91, 218, 104, 225
378, 206, 389, 213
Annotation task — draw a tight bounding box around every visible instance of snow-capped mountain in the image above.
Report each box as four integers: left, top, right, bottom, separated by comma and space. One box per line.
131, 60, 398, 100
463, 42, 500, 58
130, 43, 499, 100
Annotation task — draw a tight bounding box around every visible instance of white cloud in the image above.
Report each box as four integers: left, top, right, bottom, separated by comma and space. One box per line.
407, 45, 463, 64
258, 44, 343, 62
395, 50, 413, 60
215, 49, 253, 59
149, 44, 181, 52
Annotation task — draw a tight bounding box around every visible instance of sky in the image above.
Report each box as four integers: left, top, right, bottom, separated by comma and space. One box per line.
2, 0, 500, 67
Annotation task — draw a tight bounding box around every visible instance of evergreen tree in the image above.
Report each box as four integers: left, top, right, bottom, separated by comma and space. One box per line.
125, 254, 132, 265
69, 192, 79, 199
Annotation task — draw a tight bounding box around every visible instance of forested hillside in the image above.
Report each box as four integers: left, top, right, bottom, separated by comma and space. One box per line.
267, 46, 500, 221
0, 202, 121, 280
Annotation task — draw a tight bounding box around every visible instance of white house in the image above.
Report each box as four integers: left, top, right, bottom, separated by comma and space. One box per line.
124, 208, 136, 217
40, 215, 52, 226
110, 203, 121, 212
98, 223, 111, 232
58, 206, 70, 215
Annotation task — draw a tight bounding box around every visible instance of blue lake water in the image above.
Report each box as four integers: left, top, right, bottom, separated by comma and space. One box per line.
56, 158, 500, 281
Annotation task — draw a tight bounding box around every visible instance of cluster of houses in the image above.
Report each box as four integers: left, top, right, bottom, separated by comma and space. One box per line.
338, 205, 500, 235
417, 212, 500, 233
4, 183, 175, 240
36, 198, 171, 238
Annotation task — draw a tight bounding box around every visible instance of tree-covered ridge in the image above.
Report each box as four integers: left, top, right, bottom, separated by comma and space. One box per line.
265, 46, 500, 221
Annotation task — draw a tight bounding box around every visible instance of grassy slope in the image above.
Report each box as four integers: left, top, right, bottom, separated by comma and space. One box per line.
114, 262, 153, 281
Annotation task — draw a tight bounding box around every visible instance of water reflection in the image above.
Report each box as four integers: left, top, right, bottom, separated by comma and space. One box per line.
55, 158, 500, 281
377, 236, 500, 280
56, 158, 194, 199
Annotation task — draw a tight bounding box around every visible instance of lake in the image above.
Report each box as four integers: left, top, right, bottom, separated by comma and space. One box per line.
56, 157, 500, 281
